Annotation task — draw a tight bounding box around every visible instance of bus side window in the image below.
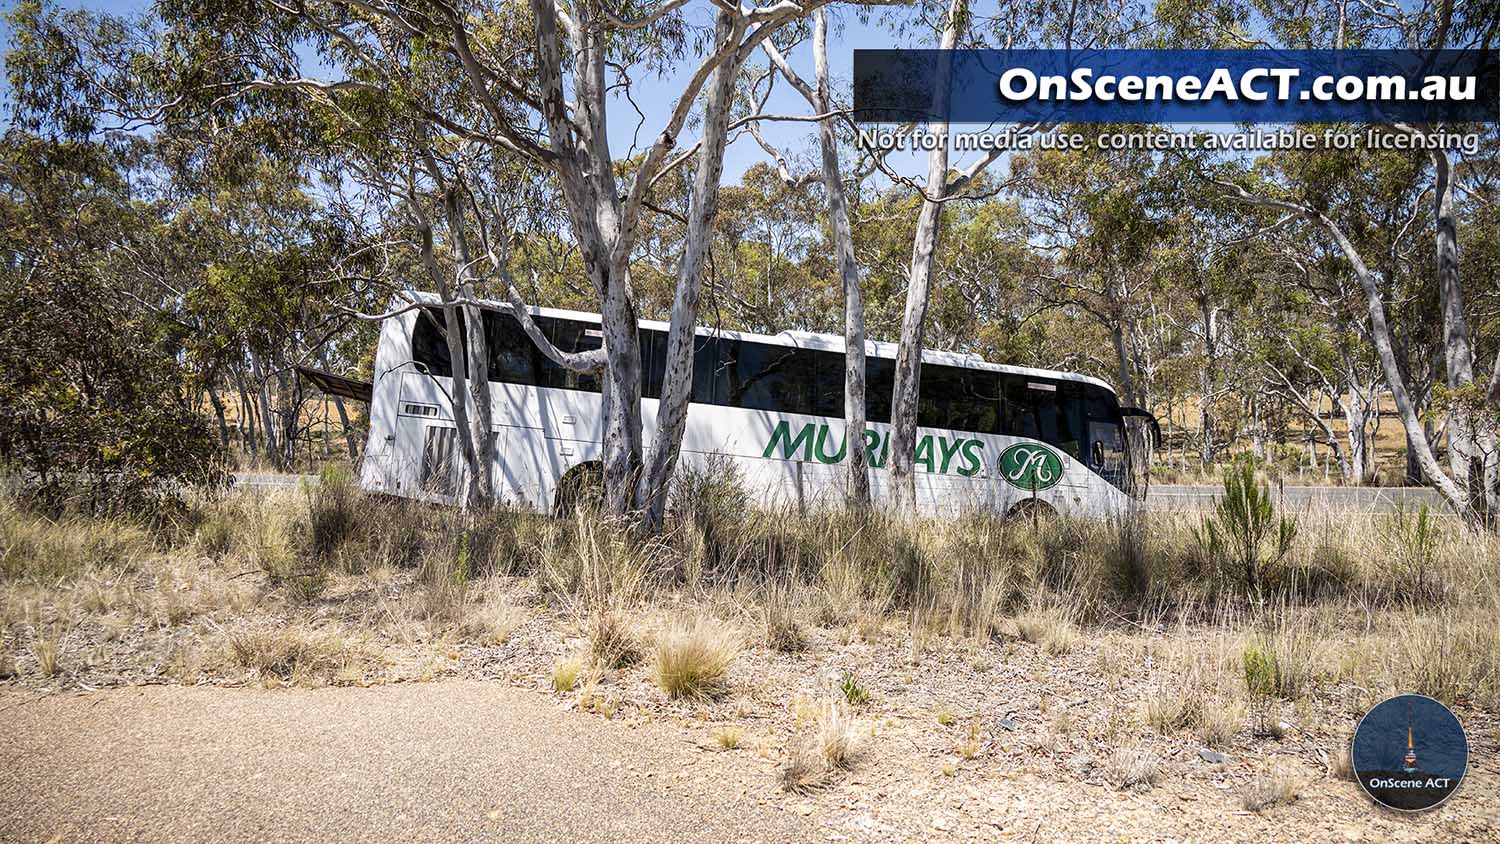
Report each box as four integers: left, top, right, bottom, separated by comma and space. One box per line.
641, 329, 664, 399
722, 339, 814, 415
485, 311, 540, 387
691, 335, 725, 405
1002, 376, 1040, 440
537, 317, 599, 392
954, 369, 1000, 435
412, 308, 453, 378
1002, 378, 1080, 458
865, 357, 894, 424
918, 365, 956, 429
811, 349, 844, 418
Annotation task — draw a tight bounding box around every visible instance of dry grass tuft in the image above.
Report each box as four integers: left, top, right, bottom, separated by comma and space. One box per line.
780, 745, 831, 793
1196, 696, 1244, 747
589, 609, 642, 669
1329, 742, 1355, 781
225, 625, 371, 687
1240, 764, 1300, 812
1016, 608, 1078, 655
763, 581, 807, 652
552, 658, 584, 693
1, 499, 148, 581
457, 596, 524, 646
816, 700, 861, 769
1144, 687, 1201, 734
30, 636, 59, 678
1103, 746, 1162, 791
653, 617, 739, 700
713, 725, 744, 750
956, 720, 982, 759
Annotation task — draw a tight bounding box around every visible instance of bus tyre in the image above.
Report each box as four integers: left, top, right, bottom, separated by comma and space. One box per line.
1007, 498, 1057, 526
555, 462, 605, 515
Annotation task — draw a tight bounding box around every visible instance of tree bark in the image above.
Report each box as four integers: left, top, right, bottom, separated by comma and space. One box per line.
813, 10, 870, 509
889, 0, 964, 509
1431, 148, 1482, 499
639, 10, 746, 531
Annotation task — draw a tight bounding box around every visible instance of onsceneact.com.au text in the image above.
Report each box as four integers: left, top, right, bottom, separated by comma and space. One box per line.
996, 67, 1477, 104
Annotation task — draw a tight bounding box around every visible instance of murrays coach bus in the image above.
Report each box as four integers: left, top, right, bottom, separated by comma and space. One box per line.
352, 292, 1156, 517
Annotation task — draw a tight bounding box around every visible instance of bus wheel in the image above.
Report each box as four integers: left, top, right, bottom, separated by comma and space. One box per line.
1007, 498, 1057, 527
555, 462, 605, 516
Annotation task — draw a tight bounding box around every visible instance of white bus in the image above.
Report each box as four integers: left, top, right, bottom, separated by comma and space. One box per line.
355, 292, 1156, 517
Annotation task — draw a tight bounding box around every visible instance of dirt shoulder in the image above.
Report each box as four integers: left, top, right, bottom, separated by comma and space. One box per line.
2, 675, 1494, 844
0, 681, 811, 844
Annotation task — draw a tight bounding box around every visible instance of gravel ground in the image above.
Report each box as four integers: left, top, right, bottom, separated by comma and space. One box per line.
0, 681, 811, 844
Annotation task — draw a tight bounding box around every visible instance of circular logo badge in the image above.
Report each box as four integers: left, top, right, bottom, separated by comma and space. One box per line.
1352, 694, 1468, 812
998, 443, 1063, 491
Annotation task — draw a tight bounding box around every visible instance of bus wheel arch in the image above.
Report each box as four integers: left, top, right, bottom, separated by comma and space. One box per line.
1006, 498, 1057, 524
555, 461, 605, 515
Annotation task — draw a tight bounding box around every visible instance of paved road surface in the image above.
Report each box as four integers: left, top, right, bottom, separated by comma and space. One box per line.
0, 682, 809, 844
234, 472, 1446, 513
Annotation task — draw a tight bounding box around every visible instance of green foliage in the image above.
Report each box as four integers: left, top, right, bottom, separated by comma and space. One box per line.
838, 670, 870, 706
1242, 643, 1277, 700
1379, 502, 1445, 603
1194, 460, 1297, 596
0, 133, 224, 514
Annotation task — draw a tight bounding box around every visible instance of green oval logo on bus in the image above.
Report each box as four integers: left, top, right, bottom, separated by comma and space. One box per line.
998, 443, 1063, 491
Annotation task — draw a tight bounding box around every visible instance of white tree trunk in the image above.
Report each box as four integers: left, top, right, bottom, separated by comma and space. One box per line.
889, 0, 964, 509
1319, 214, 1467, 509
442, 185, 497, 508
639, 10, 746, 530
812, 10, 870, 508
1432, 148, 1483, 501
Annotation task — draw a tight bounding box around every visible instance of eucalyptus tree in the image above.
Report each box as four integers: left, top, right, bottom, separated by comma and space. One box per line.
84, 0, 895, 526
1207, 0, 1498, 514
754, 8, 875, 507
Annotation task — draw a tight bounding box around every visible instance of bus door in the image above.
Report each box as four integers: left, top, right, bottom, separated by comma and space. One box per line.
419, 424, 462, 500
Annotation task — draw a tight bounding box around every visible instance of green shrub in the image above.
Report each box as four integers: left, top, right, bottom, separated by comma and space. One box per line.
839, 670, 870, 706
1379, 502, 1446, 603
1195, 460, 1296, 596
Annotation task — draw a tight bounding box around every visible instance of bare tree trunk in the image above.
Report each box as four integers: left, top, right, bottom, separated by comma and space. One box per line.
1432, 149, 1482, 502
1320, 216, 1465, 507
889, 0, 964, 509
760, 14, 869, 508
1198, 302, 1218, 465
813, 10, 869, 509
250, 353, 281, 470
443, 183, 497, 509
640, 10, 745, 531
1224, 186, 1471, 513
206, 384, 230, 453
234, 370, 256, 463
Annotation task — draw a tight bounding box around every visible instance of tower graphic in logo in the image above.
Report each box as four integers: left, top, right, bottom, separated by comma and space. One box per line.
1402, 702, 1419, 774
1352, 694, 1467, 812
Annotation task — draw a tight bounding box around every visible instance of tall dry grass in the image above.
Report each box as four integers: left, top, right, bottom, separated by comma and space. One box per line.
3, 461, 1498, 710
